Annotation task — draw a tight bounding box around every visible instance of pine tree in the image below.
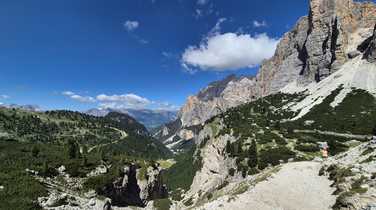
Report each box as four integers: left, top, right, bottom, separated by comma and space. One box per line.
248, 140, 258, 168
274, 121, 281, 130
241, 168, 247, 178
372, 125, 376, 136
31, 145, 40, 158
226, 141, 232, 154
67, 139, 78, 159
42, 161, 49, 176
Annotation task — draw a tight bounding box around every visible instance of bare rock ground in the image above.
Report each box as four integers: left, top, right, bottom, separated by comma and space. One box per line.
195, 161, 336, 210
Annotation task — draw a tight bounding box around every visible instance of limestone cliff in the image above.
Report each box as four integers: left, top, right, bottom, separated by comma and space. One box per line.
178, 0, 376, 128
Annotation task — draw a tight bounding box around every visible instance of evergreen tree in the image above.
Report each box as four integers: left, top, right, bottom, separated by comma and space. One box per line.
241, 168, 247, 178
67, 139, 78, 159
226, 141, 232, 154
372, 125, 376, 136
31, 145, 40, 158
42, 161, 49, 177
274, 121, 281, 130
248, 140, 258, 168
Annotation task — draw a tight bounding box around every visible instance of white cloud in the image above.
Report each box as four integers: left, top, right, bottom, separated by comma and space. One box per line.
194, 9, 203, 19
253, 20, 267, 28
0, 95, 9, 99
138, 39, 149, 44
208, 18, 226, 36
124, 20, 139, 31
62, 91, 96, 103
181, 33, 279, 72
62, 91, 178, 110
62, 91, 75, 96
197, 0, 209, 5
194, 1, 215, 19
70, 95, 96, 103
97, 93, 151, 109
162, 51, 176, 59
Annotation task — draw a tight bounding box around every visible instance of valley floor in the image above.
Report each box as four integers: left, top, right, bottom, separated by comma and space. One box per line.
195, 161, 336, 210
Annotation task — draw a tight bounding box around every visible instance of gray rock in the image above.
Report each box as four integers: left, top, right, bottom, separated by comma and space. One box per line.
364, 24, 376, 63
89, 198, 96, 206
348, 51, 361, 59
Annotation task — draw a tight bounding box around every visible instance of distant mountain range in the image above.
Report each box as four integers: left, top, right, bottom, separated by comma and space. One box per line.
86, 108, 178, 130
0, 104, 41, 112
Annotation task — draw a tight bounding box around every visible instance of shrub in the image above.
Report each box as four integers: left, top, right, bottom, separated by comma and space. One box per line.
153, 198, 171, 210
248, 167, 259, 175
258, 146, 296, 170
31, 145, 40, 158
247, 140, 258, 168
295, 144, 320, 153
229, 168, 236, 176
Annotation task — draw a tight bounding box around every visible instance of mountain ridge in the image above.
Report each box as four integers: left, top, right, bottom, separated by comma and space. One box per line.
86, 108, 177, 130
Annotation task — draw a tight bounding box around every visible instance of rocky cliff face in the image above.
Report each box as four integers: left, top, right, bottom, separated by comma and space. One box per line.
363, 24, 376, 63
178, 0, 376, 128
37, 162, 168, 209
179, 75, 256, 127
100, 163, 168, 207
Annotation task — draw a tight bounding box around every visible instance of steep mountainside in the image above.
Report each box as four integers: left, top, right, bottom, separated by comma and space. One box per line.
105, 112, 149, 136
155, 0, 376, 154
177, 0, 376, 128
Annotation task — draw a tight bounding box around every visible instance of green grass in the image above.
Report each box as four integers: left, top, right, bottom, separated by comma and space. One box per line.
163, 147, 203, 201
153, 198, 172, 210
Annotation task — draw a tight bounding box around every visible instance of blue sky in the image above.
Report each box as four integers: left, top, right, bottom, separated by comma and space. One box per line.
0, 0, 311, 111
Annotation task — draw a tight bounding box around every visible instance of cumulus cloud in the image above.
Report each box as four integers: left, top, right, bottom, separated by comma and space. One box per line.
181, 33, 279, 71
124, 20, 139, 31
70, 95, 96, 103
0, 95, 9, 99
62, 91, 96, 103
62, 91, 75, 96
97, 93, 151, 109
253, 20, 267, 28
62, 91, 178, 110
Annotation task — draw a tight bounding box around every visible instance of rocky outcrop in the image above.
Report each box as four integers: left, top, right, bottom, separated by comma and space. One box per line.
179, 75, 256, 127
177, 0, 376, 128
153, 119, 182, 143
363, 24, 376, 63
100, 163, 168, 207
36, 162, 167, 209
